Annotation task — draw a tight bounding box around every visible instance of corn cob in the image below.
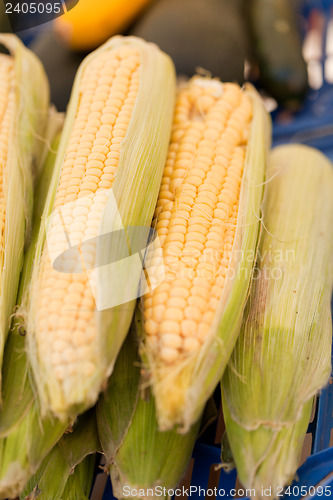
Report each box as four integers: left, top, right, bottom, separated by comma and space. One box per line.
0, 403, 68, 500
0, 110, 64, 437
141, 77, 270, 431
221, 144, 333, 498
0, 127, 68, 499
97, 308, 200, 499
22, 410, 99, 500
24, 36, 175, 420
0, 34, 49, 385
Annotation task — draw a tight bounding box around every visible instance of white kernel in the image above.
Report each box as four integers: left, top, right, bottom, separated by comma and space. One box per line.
183, 337, 200, 352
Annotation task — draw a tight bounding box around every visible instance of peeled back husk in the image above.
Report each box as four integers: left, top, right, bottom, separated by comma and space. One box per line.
221, 144, 333, 498
141, 83, 271, 432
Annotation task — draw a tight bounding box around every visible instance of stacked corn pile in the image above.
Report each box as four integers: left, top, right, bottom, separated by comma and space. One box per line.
0, 31, 331, 500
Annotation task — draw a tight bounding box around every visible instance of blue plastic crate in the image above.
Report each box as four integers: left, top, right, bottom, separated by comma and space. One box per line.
96, 1, 333, 498
273, 0, 333, 159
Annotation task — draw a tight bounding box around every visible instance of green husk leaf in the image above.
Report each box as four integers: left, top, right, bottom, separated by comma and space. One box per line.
97, 307, 200, 499
22, 410, 100, 500
0, 126, 68, 499
0, 34, 49, 387
0, 404, 68, 499
222, 144, 333, 498
96, 313, 141, 462
221, 397, 314, 498
61, 454, 95, 500
25, 35, 176, 420
141, 82, 271, 433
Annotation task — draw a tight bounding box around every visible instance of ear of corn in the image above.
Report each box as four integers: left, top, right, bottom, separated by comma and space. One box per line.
0, 114, 64, 438
0, 327, 33, 437
35, 106, 66, 187
24, 36, 176, 420
0, 127, 69, 499
141, 78, 271, 432
22, 410, 99, 500
221, 398, 314, 495
0, 34, 49, 385
97, 307, 200, 498
221, 144, 333, 498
